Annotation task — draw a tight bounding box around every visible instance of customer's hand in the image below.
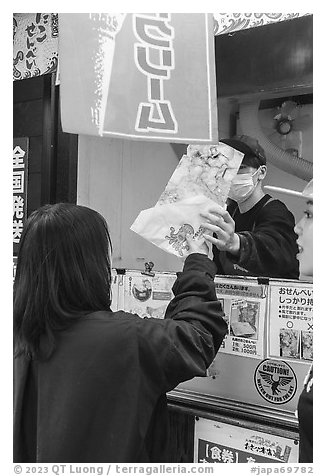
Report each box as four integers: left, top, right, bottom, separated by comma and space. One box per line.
185, 234, 210, 257
201, 204, 240, 256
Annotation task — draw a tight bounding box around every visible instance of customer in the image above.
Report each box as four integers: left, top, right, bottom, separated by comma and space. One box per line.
263, 179, 313, 462
202, 135, 299, 279
13, 203, 227, 463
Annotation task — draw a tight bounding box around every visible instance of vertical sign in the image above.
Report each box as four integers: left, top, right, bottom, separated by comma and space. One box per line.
59, 13, 218, 143
13, 138, 29, 256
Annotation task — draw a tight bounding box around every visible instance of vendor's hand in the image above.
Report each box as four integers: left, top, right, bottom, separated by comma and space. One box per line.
200, 204, 240, 256
185, 234, 210, 257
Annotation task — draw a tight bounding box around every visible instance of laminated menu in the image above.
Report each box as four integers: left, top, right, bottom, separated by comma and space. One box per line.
268, 281, 313, 362
130, 142, 243, 257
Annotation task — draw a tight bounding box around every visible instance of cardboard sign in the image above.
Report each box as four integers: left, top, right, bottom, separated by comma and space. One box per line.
59, 13, 218, 143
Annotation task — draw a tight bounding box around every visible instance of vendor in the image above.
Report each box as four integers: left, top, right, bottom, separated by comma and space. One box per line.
201, 135, 299, 279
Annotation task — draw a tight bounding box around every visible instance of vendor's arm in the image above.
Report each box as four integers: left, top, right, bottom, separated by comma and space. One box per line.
202, 201, 299, 278
201, 204, 241, 256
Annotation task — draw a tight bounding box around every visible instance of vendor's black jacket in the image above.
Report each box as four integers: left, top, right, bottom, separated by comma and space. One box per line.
14, 253, 227, 463
213, 194, 299, 279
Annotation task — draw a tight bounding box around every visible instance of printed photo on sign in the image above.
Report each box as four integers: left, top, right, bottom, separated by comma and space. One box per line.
268, 282, 313, 362
124, 271, 176, 319
194, 417, 299, 463
301, 331, 313, 360
279, 328, 300, 359
230, 300, 259, 340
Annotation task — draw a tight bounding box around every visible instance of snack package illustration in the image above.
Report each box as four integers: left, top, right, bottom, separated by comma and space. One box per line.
131, 142, 243, 257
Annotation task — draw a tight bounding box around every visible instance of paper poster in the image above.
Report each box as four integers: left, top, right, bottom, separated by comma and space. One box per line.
130, 143, 243, 258
13, 138, 29, 255
124, 271, 176, 319
194, 417, 299, 463
208, 278, 267, 363
59, 13, 217, 143
268, 282, 313, 362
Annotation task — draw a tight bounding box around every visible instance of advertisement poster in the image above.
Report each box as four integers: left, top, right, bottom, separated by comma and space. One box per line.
212, 278, 267, 359
268, 282, 313, 362
59, 13, 218, 143
124, 271, 176, 319
13, 138, 29, 256
194, 417, 299, 463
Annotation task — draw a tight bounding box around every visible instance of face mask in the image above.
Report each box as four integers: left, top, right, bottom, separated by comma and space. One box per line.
229, 169, 260, 203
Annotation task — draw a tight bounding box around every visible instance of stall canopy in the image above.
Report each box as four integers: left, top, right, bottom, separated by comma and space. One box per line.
13, 13, 310, 82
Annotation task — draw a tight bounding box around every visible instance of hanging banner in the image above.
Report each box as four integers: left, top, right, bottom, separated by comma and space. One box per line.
13, 138, 29, 256
58, 13, 218, 143
209, 278, 267, 360
268, 281, 313, 362
194, 417, 299, 463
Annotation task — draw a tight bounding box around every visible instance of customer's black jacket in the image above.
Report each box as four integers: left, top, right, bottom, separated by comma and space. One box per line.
14, 253, 227, 463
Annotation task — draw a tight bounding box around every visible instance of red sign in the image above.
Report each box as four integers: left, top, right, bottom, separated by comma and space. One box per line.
59, 13, 218, 143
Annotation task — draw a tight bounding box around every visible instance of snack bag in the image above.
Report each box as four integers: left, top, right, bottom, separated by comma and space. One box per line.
131, 142, 243, 257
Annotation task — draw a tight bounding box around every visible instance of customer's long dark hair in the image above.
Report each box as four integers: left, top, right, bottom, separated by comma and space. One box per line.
14, 203, 113, 360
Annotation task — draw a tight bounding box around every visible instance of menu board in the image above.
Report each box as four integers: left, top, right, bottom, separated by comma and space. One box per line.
194, 417, 299, 463
123, 270, 176, 319
268, 281, 313, 362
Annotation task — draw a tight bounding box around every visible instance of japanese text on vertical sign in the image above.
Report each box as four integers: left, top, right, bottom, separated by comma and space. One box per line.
133, 13, 177, 134
24, 14, 50, 72
13, 139, 28, 253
